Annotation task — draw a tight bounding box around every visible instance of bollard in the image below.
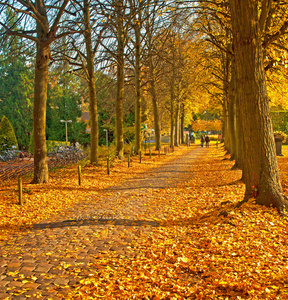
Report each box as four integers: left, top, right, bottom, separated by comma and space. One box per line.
140, 150, 142, 163
18, 177, 23, 205
149, 148, 151, 158
158, 149, 161, 158
107, 157, 110, 175
128, 154, 130, 167
78, 165, 81, 186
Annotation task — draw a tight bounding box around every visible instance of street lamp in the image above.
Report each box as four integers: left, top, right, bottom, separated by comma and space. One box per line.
103, 129, 108, 147
60, 120, 72, 143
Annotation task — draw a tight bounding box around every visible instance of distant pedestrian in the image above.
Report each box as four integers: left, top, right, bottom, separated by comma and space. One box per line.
205, 135, 210, 147
200, 135, 205, 147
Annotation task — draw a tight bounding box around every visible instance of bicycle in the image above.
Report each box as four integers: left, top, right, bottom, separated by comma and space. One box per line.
0, 147, 17, 164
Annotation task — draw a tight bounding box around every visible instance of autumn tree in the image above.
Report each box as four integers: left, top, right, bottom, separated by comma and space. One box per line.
191, 2, 236, 156
143, 0, 162, 150
229, 0, 288, 211
96, 0, 132, 158
0, 0, 76, 183
55, 0, 106, 164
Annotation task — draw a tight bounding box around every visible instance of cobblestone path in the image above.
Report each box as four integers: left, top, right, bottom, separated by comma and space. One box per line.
0, 146, 206, 300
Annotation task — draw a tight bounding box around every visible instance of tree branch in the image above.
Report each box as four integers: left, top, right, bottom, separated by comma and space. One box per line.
50, 0, 70, 34
263, 21, 288, 49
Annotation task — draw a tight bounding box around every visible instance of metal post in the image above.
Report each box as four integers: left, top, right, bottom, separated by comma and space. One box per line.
104, 129, 108, 147
65, 122, 68, 143
60, 120, 72, 143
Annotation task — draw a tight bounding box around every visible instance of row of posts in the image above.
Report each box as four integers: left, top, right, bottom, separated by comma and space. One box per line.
17, 145, 176, 205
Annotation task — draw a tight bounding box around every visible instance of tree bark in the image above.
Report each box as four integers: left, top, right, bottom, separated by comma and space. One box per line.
175, 100, 180, 146
180, 104, 184, 144
230, 0, 288, 211
31, 0, 50, 184
222, 51, 231, 154
170, 81, 175, 148
115, 0, 124, 159
230, 56, 244, 171
134, 17, 141, 155
84, 0, 98, 164
227, 65, 236, 160
32, 43, 49, 183
147, 39, 161, 151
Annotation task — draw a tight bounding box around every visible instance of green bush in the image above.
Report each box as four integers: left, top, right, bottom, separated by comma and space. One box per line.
0, 116, 18, 151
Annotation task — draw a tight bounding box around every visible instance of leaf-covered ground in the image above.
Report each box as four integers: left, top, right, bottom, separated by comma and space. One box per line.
1, 145, 288, 299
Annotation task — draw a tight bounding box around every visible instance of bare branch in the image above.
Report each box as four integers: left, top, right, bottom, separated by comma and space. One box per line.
50, 0, 70, 34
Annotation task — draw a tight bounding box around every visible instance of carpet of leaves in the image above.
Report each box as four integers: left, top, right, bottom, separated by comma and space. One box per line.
1, 146, 288, 299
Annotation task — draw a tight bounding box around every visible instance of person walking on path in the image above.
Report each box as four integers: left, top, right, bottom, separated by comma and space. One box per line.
200, 135, 205, 147
205, 135, 210, 147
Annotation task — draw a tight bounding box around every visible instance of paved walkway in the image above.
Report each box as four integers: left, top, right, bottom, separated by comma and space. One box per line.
0, 146, 207, 300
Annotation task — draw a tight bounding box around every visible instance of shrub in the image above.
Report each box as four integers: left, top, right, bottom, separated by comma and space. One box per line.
0, 116, 18, 150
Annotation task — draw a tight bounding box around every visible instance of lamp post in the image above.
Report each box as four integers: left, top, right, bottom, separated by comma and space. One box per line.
103, 129, 108, 147
60, 120, 72, 143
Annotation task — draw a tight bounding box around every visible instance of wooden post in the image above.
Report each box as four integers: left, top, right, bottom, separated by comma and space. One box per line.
149, 148, 151, 158
128, 154, 130, 167
140, 150, 142, 163
158, 149, 161, 158
78, 165, 81, 186
107, 157, 110, 175
18, 177, 23, 205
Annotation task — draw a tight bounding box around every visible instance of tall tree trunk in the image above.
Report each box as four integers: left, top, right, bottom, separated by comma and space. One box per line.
180, 104, 185, 144
227, 71, 236, 160
148, 47, 161, 151
175, 100, 180, 146
84, 0, 98, 164
222, 52, 231, 154
32, 43, 49, 183
231, 56, 244, 171
115, 0, 124, 158
134, 20, 141, 155
170, 82, 175, 148
150, 74, 161, 151
230, 0, 288, 211
32, 0, 50, 184
222, 99, 228, 147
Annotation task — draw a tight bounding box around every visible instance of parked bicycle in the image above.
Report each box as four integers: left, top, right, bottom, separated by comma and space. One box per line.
0, 145, 17, 164
47, 145, 87, 163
